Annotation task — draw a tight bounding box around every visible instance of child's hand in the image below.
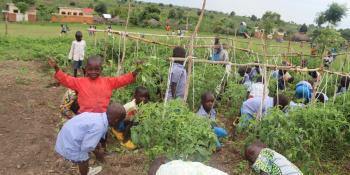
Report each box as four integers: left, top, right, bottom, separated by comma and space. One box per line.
48, 58, 59, 71
132, 60, 144, 76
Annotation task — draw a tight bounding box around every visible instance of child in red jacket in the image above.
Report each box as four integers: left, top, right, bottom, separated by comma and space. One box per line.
48, 55, 140, 113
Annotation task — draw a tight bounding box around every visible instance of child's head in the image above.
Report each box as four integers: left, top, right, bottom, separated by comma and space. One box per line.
107, 102, 126, 127
273, 94, 290, 110
148, 156, 168, 175
256, 76, 264, 83
245, 140, 266, 164
315, 92, 327, 103
308, 71, 318, 79
214, 37, 220, 45
201, 91, 215, 112
238, 66, 252, 77
134, 86, 150, 105
75, 31, 83, 42
86, 55, 103, 80
173, 46, 186, 64
340, 76, 350, 89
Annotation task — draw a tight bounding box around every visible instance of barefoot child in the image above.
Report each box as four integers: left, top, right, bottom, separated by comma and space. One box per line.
111, 86, 150, 150
55, 103, 126, 175
197, 92, 228, 148
245, 140, 303, 175
69, 31, 86, 77
168, 47, 187, 100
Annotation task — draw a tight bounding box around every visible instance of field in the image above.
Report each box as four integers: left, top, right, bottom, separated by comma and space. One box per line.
1, 22, 350, 175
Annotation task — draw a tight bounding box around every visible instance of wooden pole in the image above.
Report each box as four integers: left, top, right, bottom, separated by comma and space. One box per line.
183, 0, 206, 102
117, 0, 132, 75
5, 13, 8, 36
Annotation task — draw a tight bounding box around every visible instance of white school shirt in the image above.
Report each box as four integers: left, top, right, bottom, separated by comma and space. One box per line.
156, 160, 228, 175
68, 40, 86, 61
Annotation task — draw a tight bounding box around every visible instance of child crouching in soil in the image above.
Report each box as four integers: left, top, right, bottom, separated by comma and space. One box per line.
111, 86, 150, 150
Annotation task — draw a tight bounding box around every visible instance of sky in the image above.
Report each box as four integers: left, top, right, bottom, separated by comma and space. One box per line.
139, 0, 350, 29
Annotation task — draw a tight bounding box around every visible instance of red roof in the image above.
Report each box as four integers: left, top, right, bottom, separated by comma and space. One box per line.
83, 8, 94, 14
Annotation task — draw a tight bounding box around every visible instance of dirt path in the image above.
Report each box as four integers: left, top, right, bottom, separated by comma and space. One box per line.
0, 60, 246, 175
0, 60, 65, 175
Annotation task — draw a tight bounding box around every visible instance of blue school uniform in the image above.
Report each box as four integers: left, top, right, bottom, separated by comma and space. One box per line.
295, 81, 312, 102
196, 106, 227, 147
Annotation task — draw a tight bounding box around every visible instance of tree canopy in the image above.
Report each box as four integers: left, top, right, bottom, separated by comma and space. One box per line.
315, 2, 348, 26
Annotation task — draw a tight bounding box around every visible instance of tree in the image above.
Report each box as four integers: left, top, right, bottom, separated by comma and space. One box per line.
88, 3, 93, 8
94, 2, 107, 15
324, 3, 347, 26
230, 11, 235, 16
315, 3, 347, 27
16, 2, 29, 13
168, 9, 176, 19
339, 29, 350, 41
36, 4, 54, 21
315, 12, 326, 27
13, 0, 35, 5
250, 15, 258, 21
314, 28, 345, 53
260, 11, 283, 33
299, 24, 308, 33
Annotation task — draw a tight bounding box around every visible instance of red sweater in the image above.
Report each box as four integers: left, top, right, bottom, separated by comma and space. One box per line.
55, 70, 135, 113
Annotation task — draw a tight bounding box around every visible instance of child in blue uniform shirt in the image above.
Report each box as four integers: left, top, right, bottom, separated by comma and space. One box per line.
196, 92, 227, 148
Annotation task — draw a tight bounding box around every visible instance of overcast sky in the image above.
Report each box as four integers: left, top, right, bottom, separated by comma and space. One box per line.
139, 0, 350, 29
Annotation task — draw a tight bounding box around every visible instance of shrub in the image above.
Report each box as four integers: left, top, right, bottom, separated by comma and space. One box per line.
131, 100, 217, 160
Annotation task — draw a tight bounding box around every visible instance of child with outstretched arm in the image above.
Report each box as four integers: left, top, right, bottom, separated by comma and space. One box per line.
55, 103, 126, 175
196, 92, 228, 148
48, 55, 140, 113
111, 86, 150, 150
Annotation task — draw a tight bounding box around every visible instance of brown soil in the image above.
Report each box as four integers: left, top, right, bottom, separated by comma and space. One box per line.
0, 60, 246, 175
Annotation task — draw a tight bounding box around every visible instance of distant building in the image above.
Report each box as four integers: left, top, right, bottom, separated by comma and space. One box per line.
51, 7, 94, 24
2, 3, 37, 22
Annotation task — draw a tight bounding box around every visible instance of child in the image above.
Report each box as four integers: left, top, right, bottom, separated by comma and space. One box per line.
168, 47, 187, 100
57, 89, 79, 130
48, 55, 139, 113
60, 24, 67, 36
238, 66, 252, 90
69, 31, 86, 77
197, 92, 227, 148
248, 76, 269, 98
111, 86, 150, 150
245, 140, 303, 175
148, 157, 228, 175
239, 95, 289, 127
55, 103, 126, 175
295, 80, 313, 103
337, 76, 350, 94
315, 92, 328, 103
323, 51, 333, 68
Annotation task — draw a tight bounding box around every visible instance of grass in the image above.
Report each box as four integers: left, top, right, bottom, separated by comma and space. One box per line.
0, 22, 348, 71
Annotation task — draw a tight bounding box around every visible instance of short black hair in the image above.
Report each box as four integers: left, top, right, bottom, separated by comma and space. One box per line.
315, 92, 326, 103
238, 66, 252, 76
135, 86, 150, 98
273, 94, 289, 110
201, 91, 214, 102
308, 71, 318, 79
173, 46, 186, 58
75, 31, 83, 41
340, 76, 350, 89
87, 55, 103, 66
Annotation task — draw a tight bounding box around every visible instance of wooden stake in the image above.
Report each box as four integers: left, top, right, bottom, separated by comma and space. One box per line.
183, 0, 206, 102
5, 13, 8, 36
118, 0, 132, 75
